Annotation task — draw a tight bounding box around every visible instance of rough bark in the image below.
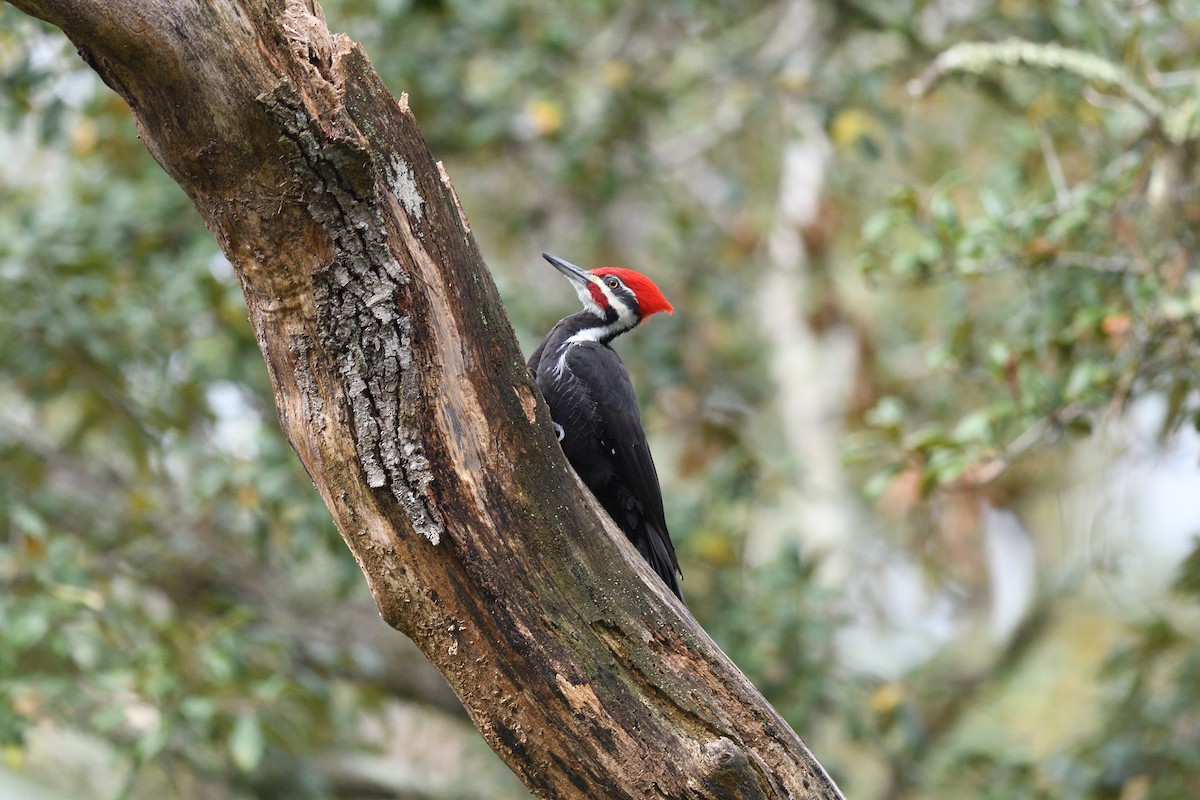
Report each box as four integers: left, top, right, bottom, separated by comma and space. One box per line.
9, 1, 845, 797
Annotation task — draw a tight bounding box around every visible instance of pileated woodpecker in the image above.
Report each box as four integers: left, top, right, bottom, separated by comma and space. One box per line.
528, 253, 683, 601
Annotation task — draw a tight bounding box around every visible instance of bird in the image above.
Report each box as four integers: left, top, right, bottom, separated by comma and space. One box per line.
527, 252, 683, 601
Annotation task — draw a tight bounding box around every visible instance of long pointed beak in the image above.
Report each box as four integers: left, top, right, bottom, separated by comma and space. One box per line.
542, 252, 598, 287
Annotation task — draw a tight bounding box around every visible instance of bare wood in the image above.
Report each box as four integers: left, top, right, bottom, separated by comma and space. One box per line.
10, 1, 845, 797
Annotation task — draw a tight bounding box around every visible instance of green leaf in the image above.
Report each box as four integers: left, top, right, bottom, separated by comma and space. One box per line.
229, 713, 265, 773
952, 411, 992, 443
136, 720, 170, 762
903, 426, 957, 453
179, 696, 216, 723
10, 504, 47, 539
863, 468, 898, 500
865, 396, 906, 431
987, 341, 1012, 369
862, 210, 894, 243
930, 191, 959, 234
1064, 362, 1095, 400
1174, 538, 1200, 598
1065, 415, 1094, 437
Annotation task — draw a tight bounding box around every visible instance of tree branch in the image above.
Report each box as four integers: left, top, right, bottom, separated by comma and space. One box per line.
9, 1, 844, 796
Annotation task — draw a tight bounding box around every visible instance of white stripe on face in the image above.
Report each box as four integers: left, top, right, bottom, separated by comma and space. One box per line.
572, 280, 606, 316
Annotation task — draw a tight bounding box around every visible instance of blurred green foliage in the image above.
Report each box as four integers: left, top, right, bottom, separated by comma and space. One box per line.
856, 40, 1199, 493
0, 10, 375, 797
2, 1, 1199, 799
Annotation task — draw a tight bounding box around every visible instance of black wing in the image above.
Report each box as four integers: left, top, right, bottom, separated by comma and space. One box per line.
565, 343, 682, 598
526, 334, 549, 374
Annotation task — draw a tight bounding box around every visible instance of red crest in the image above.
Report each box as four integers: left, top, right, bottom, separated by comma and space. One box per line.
591, 268, 674, 318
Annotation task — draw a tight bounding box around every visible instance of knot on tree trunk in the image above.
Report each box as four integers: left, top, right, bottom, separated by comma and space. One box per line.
695, 737, 769, 799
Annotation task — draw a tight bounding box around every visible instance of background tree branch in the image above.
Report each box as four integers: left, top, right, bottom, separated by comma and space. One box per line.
6, 0, 843, 796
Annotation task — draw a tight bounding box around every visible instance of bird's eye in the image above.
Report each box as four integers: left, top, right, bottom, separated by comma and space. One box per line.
605, 277, 621, 289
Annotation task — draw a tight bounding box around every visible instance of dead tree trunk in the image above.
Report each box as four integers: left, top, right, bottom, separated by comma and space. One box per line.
9, 1, 845, 797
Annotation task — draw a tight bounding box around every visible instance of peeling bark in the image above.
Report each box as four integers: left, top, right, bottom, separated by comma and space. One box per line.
9, 1, 845, 797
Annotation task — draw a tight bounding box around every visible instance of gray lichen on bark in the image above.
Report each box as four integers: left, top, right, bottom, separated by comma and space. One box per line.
261, 77, 444, 545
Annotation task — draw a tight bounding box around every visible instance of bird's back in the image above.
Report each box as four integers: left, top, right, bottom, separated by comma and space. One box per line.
529, 328, 682, 600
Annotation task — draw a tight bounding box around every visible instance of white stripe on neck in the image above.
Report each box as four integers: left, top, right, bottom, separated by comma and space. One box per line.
566, 322, 623, 344
554, 317, 633, 379
565, 298, 638, 345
